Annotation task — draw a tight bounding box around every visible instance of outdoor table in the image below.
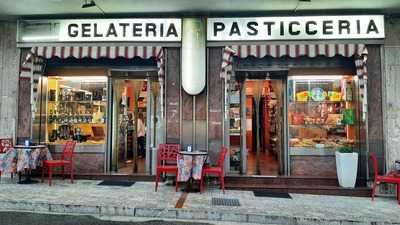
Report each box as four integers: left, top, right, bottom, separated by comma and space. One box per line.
178, 150, 208, 192
0, 145, 51, 184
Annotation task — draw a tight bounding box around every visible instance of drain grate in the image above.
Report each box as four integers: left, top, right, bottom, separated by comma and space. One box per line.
211, 197, 241, 206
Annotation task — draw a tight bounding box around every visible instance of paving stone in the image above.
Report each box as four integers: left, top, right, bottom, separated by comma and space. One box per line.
220, 212, 248, 223
135, 207, 177, 219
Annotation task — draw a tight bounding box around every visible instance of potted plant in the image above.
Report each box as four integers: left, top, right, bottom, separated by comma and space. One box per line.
335, 146, 358, 188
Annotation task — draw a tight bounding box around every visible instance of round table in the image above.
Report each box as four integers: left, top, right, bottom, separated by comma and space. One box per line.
13, 145, 48, 184
14, 145, 47, 149
178, 151, 208, 192
179, 151, 208, 156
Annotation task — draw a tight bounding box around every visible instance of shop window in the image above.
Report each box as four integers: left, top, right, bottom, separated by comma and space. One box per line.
46, 76, 107, 145
288, 75, 358, 154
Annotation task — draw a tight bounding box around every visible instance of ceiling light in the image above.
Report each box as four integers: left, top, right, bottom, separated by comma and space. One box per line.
82, 0, 96, 8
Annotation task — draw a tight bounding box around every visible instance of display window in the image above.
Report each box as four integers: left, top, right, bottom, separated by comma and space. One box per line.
288, 75, 358, 153
45, 76, 107, 145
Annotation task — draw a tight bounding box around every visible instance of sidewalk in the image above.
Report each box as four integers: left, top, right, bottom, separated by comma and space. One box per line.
0, 177, 399, 225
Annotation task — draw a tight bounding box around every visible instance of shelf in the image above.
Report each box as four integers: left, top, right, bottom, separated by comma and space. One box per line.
47, 122, 105, 125
289, 124, 345, 127
49, 100, 106, 103
289, 101, 345, 104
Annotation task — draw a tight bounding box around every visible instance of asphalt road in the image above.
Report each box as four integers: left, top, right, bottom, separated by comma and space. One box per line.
0, 212, 211, 225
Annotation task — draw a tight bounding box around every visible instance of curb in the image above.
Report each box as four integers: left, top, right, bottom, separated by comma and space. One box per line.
0, 200, 398, 225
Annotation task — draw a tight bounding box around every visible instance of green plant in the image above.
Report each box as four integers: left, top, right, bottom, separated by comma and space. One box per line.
338, 146, 353, 153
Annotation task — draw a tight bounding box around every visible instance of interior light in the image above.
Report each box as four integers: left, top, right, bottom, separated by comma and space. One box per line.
21, 35, 58, 41
290, 75, 343, 80
58, 76, 107, 82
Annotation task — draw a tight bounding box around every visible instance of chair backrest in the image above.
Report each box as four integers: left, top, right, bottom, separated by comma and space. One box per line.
0, 138, 13, 153
370, 153, 379, 179
62, 141, 76, 161
157, 144, 180, 165
217, 146, 228, 169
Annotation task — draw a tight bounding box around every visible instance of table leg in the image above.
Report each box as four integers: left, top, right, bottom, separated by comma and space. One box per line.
18, 169, 38, 184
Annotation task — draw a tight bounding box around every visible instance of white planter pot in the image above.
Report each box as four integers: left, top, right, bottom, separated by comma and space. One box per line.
335, 151, 358, 188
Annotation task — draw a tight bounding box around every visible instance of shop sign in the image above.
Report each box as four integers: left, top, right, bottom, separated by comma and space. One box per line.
18, 19, 181, 43
207, 15, 384, 41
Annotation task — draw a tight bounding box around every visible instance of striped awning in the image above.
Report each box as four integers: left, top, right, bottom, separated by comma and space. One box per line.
30, 45, 163, 60
21, 45, 165, 75
229, 43, 365, 59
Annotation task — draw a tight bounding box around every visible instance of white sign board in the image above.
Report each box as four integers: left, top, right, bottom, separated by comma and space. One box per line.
207, 15, 384, 41
18, 19, 182, 42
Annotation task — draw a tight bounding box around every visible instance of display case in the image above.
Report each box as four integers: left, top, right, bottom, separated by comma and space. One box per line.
45, 76, 107, 145
229, 82, 241, 171
288, 76, 357, 156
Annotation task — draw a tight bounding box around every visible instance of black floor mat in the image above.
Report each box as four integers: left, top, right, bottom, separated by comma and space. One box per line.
97, 180, 135, 187
253, 191, 292, 199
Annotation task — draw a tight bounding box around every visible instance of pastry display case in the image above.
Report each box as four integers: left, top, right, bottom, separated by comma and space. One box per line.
288, 75, 357, 156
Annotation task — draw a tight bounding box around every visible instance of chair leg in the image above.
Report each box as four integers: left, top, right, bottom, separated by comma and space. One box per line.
48, 167, 53, 186
397, 183, 400, 204
371, 181, 377, 201
70, 165, 74, 184
155, 171, 160, 192
220, 173, 225, 193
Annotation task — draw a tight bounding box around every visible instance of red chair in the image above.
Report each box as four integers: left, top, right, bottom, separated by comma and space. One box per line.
200, 146, 228, 193
42, 141, 76, 186
0, 138, 14, 180
155, 144, 180, 192
370, 153, 400, 204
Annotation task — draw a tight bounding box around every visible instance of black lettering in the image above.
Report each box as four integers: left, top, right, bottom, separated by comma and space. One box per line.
146, 23, 157, 37
81, 23, 91, 37
338, 20, 350, 34
263, 21, 275, 36
366, 19, 379, 34
323, 20, 333, 35
160, 23, 164, 37
289, 21, 300, 35
356, 20, 361, 34
106, 23, 117, 37
93, 24, 102, 37
280, 21, 284, 36
119, 23, 129, 37
306, 21, 317, 35
68, 24, 79, 37
132, 23, 142, 37
247, 22, 258, 35
166, 24, 178, 37
229, 22, 241, 36
214, 22, 225, 36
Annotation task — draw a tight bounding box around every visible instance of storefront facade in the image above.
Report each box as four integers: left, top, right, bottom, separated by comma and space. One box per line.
7, 15, 386, 181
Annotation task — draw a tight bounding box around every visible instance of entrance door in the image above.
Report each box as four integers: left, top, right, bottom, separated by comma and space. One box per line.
229, 71, 287, 176
109, 70, 160, 175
